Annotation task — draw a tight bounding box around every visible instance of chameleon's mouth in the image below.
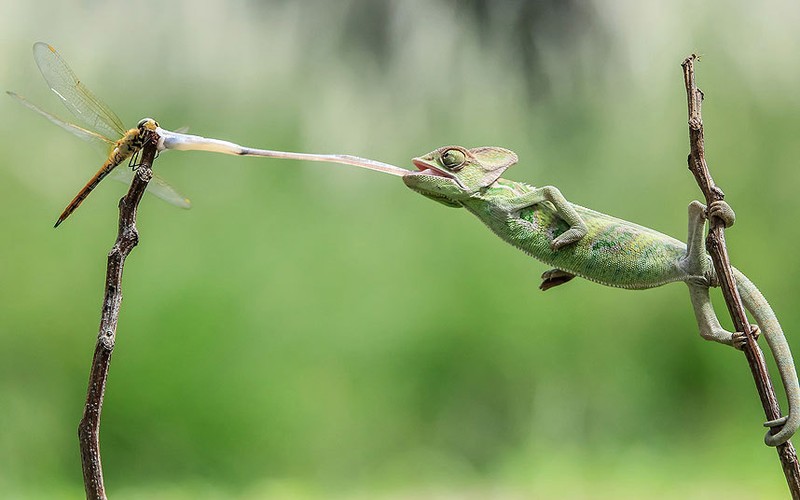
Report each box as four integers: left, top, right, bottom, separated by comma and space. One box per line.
411, 159, 453, 179
409, 159, 468, 190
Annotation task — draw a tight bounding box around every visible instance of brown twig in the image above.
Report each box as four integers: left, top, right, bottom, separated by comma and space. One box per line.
682, 54, 800, 498
77, 129, 158, 500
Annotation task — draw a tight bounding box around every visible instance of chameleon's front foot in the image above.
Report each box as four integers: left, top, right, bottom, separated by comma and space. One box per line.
551, 225, 588, 250
732, 325, 760, 350
540, 269, 575, 291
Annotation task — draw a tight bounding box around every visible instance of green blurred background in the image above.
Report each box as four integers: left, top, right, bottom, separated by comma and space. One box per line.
2, 0, 800, 498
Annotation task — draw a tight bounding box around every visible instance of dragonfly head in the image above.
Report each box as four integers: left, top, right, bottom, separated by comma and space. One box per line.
137, 117, 159, 132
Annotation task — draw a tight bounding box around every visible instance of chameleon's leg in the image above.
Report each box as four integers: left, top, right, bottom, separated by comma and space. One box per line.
682, 200, 710, 276
687, 286, 757, 348
539, 269, 575, 291
682, 200, 734, 274
687, 285, 735, 346
498, 186, 587, 250
684, 200, 751, 348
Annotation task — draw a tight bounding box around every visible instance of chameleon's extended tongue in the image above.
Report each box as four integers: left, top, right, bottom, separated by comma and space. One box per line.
156, 127, 412, 177
411, 159, 454, 178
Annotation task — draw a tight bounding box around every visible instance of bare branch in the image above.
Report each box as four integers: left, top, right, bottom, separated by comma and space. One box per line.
682, 54, 800, 498
77, 128, 159, 500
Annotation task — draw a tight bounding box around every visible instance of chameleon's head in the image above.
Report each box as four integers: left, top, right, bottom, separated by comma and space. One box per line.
403, 145, 518, 207
137, 117, 159, 132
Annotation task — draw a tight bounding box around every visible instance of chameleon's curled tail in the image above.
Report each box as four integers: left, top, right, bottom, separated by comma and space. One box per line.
735, 267, 800, 446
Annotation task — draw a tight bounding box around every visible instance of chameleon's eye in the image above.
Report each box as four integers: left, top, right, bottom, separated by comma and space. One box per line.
440, 149, 466, 171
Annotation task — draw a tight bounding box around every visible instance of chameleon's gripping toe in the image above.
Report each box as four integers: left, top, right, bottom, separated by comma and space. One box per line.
708, 200, 735, 228
731, 325, 760, 350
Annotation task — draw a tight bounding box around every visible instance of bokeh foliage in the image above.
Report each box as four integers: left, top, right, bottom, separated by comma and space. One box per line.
2, 1, 800, 497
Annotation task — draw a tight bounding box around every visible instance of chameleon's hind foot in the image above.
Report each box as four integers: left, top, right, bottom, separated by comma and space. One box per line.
732, 325, 760, 350
707, 200, 735, 228
540, 269, 575, 291
687, 275, 712, 288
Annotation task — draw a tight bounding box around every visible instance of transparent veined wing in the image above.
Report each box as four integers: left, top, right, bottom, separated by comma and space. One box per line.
108, 168, 192, 209
6, 91, 114, 150
8, 90, 191, 211
32, 42, 127, 141
12, 42, 193, 218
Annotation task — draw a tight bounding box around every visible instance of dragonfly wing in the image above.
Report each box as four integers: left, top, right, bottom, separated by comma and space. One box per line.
32, 42, 127, 140
108, 168, 192, 209
147, 175, 192, 209
7, 91, 114, 150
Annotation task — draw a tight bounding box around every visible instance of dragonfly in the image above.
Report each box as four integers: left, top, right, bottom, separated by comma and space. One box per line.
9, 42, 410, 227
8, 42, 191, 227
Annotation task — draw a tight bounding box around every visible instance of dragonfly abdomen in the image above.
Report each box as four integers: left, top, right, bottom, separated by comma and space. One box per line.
53, 129, 142, 227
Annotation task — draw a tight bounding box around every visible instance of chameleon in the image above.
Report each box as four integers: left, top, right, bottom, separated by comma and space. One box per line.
402, 144, 800, 446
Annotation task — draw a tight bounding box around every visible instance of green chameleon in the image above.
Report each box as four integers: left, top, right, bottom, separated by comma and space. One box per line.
403, 144, 799, 446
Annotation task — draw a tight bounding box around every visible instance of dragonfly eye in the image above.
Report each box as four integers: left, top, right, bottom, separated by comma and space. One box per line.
137, 118, 159, 130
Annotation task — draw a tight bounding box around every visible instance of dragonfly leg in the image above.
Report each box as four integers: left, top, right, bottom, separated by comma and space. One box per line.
128, 149, 141, 170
